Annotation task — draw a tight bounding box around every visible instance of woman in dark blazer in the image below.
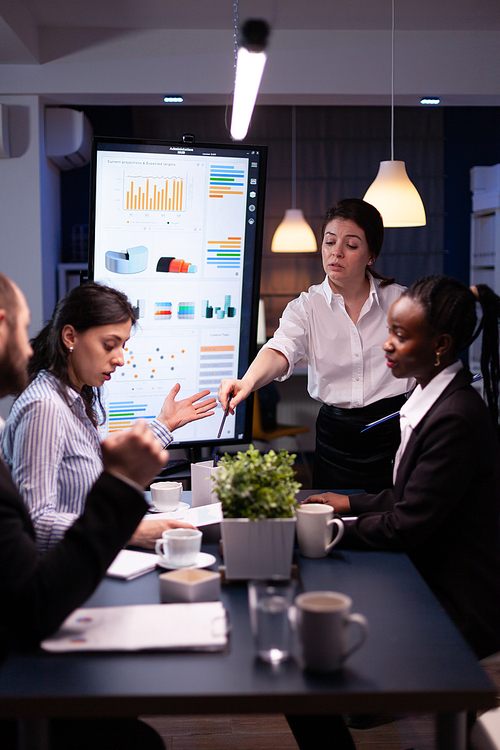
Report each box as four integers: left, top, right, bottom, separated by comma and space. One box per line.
308, 275, 500, 659
286, 275, 500, 750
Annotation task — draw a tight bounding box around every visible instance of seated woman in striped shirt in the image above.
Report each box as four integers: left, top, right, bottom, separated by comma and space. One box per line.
1, 283, 216, 553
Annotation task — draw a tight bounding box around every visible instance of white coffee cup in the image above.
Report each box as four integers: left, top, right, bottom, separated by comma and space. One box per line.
296, 504, 344, 558
295, 591, 368, 672
150, 481, 183, 511
155, 528, 203, 568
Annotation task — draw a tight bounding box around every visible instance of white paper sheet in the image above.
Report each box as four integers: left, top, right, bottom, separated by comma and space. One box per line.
143, 502, 223, 527
41, 602, 228, 652
106, 549, 158, 580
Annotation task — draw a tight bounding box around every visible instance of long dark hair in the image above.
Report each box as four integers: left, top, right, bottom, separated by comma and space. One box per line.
29, 283, 136, 425
403, 275, 500, 426
321, 198, 395, 286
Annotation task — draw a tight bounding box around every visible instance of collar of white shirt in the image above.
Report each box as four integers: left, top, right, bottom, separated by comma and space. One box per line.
393, 359, 463, 483
322, 273, 380, 310
400, 359, 463, 430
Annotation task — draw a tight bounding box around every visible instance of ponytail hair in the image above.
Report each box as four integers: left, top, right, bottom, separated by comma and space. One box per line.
403, 275, 500, 426
475, 284, 500, 428
29, 283, 136, 426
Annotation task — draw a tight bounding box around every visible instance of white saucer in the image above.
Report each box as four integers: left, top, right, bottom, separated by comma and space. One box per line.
149, 501, 190, 514
156, 552, 217, 571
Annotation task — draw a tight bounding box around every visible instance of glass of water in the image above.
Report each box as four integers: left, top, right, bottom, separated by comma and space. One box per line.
248, 579, 295, 663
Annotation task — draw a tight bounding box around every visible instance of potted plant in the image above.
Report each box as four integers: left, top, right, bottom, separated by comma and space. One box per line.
212, 445, 301, 580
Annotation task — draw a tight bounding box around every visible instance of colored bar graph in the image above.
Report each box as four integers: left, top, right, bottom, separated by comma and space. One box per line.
108, 401, 156, 432
209, 165, 246, 198
125, 175, 186, 211
206, 237, 242, 269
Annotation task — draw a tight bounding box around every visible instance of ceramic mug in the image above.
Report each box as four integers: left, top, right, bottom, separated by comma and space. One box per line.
150, 480, 183, 512
295, 591, 368, 672
155, 528, 202, 568
295, 504, 344, 558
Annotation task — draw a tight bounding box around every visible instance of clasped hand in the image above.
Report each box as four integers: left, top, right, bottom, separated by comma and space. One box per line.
302, 492, 352, 515
101, 419, 169, 488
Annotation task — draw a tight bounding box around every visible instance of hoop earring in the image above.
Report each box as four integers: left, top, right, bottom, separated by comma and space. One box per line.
434, 352, 440, 367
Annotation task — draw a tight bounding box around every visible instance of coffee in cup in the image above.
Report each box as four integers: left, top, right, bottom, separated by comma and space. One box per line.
295, 591, 368, 671
150, 480, 183, 512
296, 504, 344, 558
155, 528, 202, 567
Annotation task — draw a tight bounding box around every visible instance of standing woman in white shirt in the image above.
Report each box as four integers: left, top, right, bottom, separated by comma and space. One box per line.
219, 199, 413, 493
1, 283, 216, 552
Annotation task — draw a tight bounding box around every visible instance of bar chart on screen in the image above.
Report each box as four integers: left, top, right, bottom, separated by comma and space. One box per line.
124, 174, 186, 212
209, 164, 245, 198
206, 237, 242, 270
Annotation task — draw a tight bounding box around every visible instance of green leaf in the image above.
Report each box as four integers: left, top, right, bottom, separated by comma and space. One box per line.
211, 445, 301, 518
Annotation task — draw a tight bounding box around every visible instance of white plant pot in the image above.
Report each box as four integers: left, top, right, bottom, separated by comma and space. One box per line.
220, 517, 296, 580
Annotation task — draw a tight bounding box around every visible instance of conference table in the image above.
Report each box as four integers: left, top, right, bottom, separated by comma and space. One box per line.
0, 491, 496, 750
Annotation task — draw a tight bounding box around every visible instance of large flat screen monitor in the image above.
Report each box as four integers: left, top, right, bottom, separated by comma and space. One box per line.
89, 135, 267, 450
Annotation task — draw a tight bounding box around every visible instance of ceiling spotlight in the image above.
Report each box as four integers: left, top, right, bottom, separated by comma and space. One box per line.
163, 96, 184, 104
420, 98, 440, 105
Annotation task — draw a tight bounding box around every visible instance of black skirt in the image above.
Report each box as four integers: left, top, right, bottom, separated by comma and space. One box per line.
312, 394, 407, 494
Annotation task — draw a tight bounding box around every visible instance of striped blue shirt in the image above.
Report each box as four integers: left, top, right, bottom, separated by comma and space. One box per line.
1, 370, 173, 553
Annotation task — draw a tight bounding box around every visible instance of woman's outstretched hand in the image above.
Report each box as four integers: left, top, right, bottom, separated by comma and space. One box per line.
157, 384, 216, 431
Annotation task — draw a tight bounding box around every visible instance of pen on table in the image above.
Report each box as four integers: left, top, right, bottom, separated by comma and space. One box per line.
360, 374, 484, 433
216, 390, 233, 440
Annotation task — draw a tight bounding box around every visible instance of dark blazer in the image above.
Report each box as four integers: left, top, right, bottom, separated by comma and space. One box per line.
341, 368, 500, 659
0, 460, 147, 651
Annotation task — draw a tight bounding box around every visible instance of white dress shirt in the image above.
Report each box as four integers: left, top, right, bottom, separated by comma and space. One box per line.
393, 360, 463, 483
262, 275, 414, 408
1, 370, 173, 553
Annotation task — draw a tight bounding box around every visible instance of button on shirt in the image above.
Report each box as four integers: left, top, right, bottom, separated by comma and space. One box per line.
393, 360, 463, 484
262, 275, 413, 408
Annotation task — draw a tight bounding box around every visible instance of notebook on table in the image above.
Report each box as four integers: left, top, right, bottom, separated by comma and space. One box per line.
41, 601, 228, 652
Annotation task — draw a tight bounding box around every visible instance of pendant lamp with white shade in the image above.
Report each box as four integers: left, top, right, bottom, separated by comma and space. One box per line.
363, 0, 426, 228
271, 107, 317, 253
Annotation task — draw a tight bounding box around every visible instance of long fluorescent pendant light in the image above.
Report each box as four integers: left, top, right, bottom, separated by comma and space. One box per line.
363, 0, 426, 227
230, 19, 270, 141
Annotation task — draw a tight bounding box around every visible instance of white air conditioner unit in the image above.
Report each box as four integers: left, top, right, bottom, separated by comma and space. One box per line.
45, 108, 92, 170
